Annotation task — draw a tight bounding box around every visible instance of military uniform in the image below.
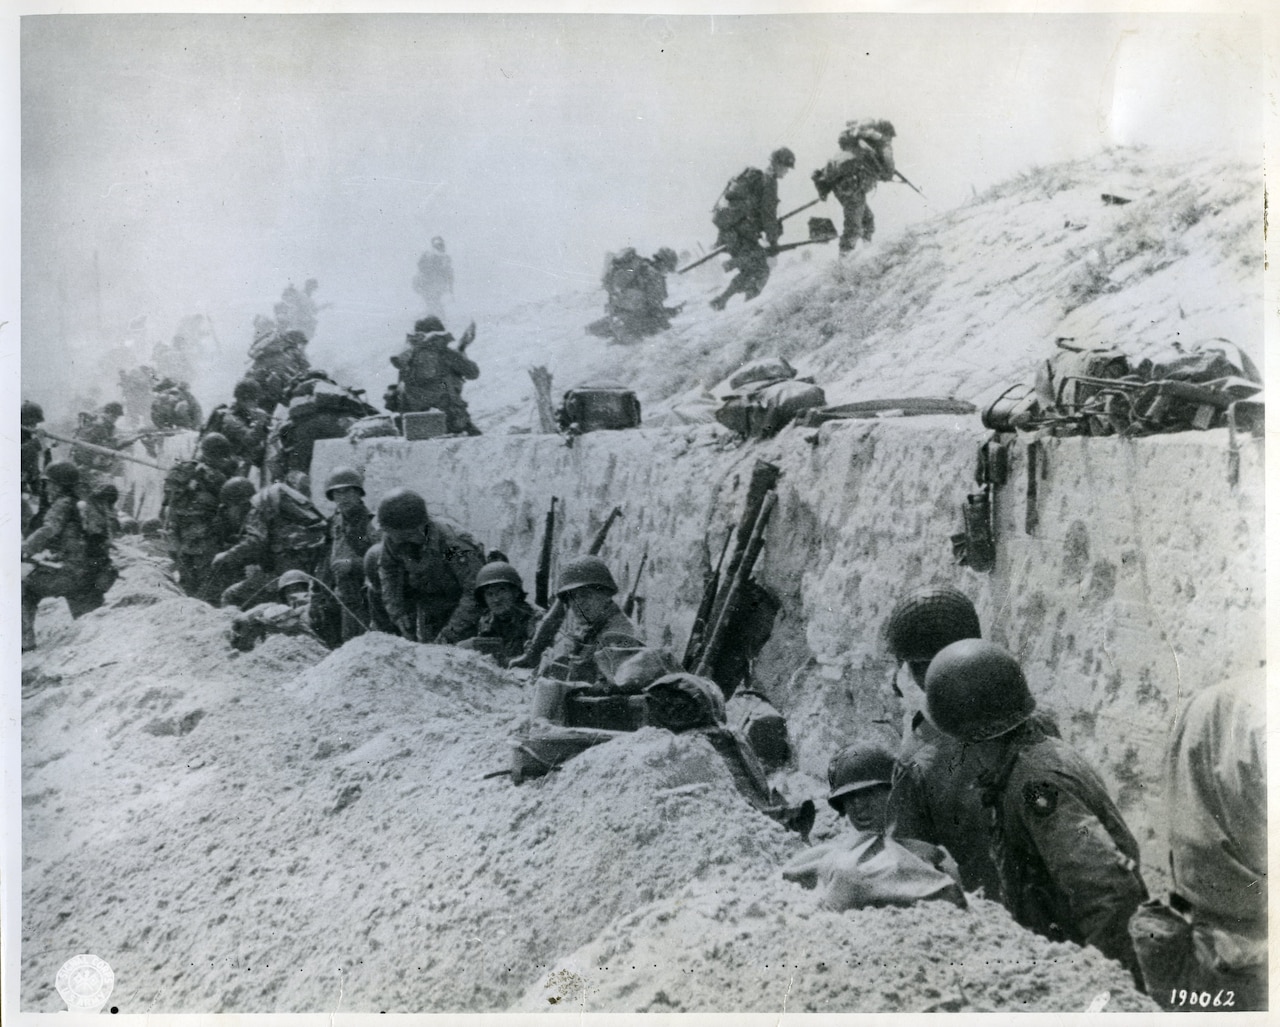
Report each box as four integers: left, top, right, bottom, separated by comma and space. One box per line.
391, 329, 481, 435
163, 458, 229, 601
981, 726, 1147, 975
378, 518, 485, 643
150, 380, 203, 430
598, 249, 678, 341
327, 500, 378, 642
247, 330, 311, 412
538, 601, 644, 684
203, 402, 270, 474
217, 482, 328, 596
812, 120, 896, 253
22, 496, 99, 648
413, 248, 454, 316
71, 412, 120, 475
1130, 674, 1266, 1009
458, 601, 540, 667
711, 166, 783, 307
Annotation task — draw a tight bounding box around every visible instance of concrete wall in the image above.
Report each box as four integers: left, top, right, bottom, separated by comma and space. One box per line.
313, 419, 1265, 870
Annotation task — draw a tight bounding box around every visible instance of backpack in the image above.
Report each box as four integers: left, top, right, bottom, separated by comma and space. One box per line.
712, 168, 762, 230
557, 386, 642, 433
715, 379, 826, 438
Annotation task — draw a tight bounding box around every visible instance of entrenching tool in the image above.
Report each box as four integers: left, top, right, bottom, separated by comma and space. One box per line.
678, 199, 824, 273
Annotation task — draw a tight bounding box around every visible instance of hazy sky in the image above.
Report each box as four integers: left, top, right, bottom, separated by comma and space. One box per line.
14, 9, 1267, 410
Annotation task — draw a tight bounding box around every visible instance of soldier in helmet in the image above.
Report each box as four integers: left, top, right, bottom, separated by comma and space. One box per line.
229, 568, 323, 652
162, 432, 238, 601
203, 379, 271, 475
534, 555, 644, 683
389, 317, 482, 436
925, 639, 1148, 977
21, 399, 49, 536
591, 246, 683, 342
72, 401, 125, 476
709, 147, 795, 311
783, 740, 964, 910
376, 487, 485, 643
323, 466, 378, 642
213, 473, 329, 608
811, 119, 897, 254
22, 461, 100, 650
455, 561, 540, 666
150, 377, 203, 431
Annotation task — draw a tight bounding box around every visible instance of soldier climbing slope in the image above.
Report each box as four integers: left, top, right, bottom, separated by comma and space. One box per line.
709, 147, 794, 311
162, 432, 237, 602
72, 401, 125, 477
22, 461, 108, 650
924, 639, 1148, 980
811, 119, 897, 254
150, 377, 203, 431
376, 487, 485, 644
388, 317, 482, 435
202, 379, 271, 477
588, 247, 682, 343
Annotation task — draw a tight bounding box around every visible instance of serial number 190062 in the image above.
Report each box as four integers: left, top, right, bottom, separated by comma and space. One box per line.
1170, 990, 1234, 1007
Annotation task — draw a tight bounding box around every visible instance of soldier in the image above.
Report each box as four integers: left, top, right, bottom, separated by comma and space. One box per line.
413, 236, 454, 317
376, 487, 484, 644
389, 317, 481, 435
881, 585, 1000, 897
80, 479, 121, 606
212, 474, 329, 607
592, 247, 682, 342
1129, 672, 1266, 1010
71, 401, 125, 476
925, 639, 1148, 977
203, 379, 271, 476
456, 561, 540, 666
536, 555, 644, 684
709, 147, 794, 311
782, 741, 964, 910
247, 327, 311, 413
21, 400, 49, 536
150, 378, 203, 430
163, 432, 236, 601
323, 466, 378, 642
21, 461, 100, 650
201, 475, 257, 605
118, 365, 156, 426
277, 279, 322, 340
811, 119, 896, 254
229, 569, 323, 652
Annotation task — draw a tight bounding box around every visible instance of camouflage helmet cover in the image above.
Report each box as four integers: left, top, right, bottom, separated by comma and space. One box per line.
925, 639, 1036, 743
42, 460, 81, 491
555, 555, 618, 597
883, 585, 981, 663
826, 741, 896, 810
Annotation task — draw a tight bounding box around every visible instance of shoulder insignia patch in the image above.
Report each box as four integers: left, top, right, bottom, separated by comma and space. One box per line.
1022, 780, 1059, 818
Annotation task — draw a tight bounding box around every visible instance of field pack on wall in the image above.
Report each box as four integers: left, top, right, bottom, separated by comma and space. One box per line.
556, 383, 642, 433
715, 357, 827, 439
983, 338, 1263, 438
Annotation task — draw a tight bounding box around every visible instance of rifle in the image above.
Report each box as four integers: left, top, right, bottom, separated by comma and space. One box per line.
534, 496, 558, 610
457, 321, 477, 354
37, 428, 166, 472
511, 504, 624, 668
695, 490, 777, 681
622, 546, 648, 619
678, 199, 823, 274
894, 170, 926, 199
682, 529, 733, 670
707, 460, 781, 634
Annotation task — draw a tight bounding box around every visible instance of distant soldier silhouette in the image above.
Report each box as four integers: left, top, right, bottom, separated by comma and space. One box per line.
277, 279, 323, 341
812, 119, 897, 254
589, 247, 682, 342
414, 237, 455, 318
710, 147, 794, 311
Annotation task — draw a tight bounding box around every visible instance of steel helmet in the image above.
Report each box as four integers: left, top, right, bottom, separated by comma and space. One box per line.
826, 741, 896, 810
102, 401, 125, 419
42, 461, 81, 491
277, 569, 311, 594
220, 477, 256, 504
92, 481, 120, 505
770, 147, 796, 169
925, 639, 1035, 743
377, 487, 429, 530
233, 379, 261, 402
414, 316, 446, 335
653, 247, 678, 273
21, 400, 45, 425
324, 466, 366, 500
199, 432, 233, 461
555, 555, 618, 597
473, 561, 525, 600
883, 585, 981, 663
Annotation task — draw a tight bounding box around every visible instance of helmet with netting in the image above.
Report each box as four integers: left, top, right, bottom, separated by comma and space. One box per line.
883, 585, 981, 663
